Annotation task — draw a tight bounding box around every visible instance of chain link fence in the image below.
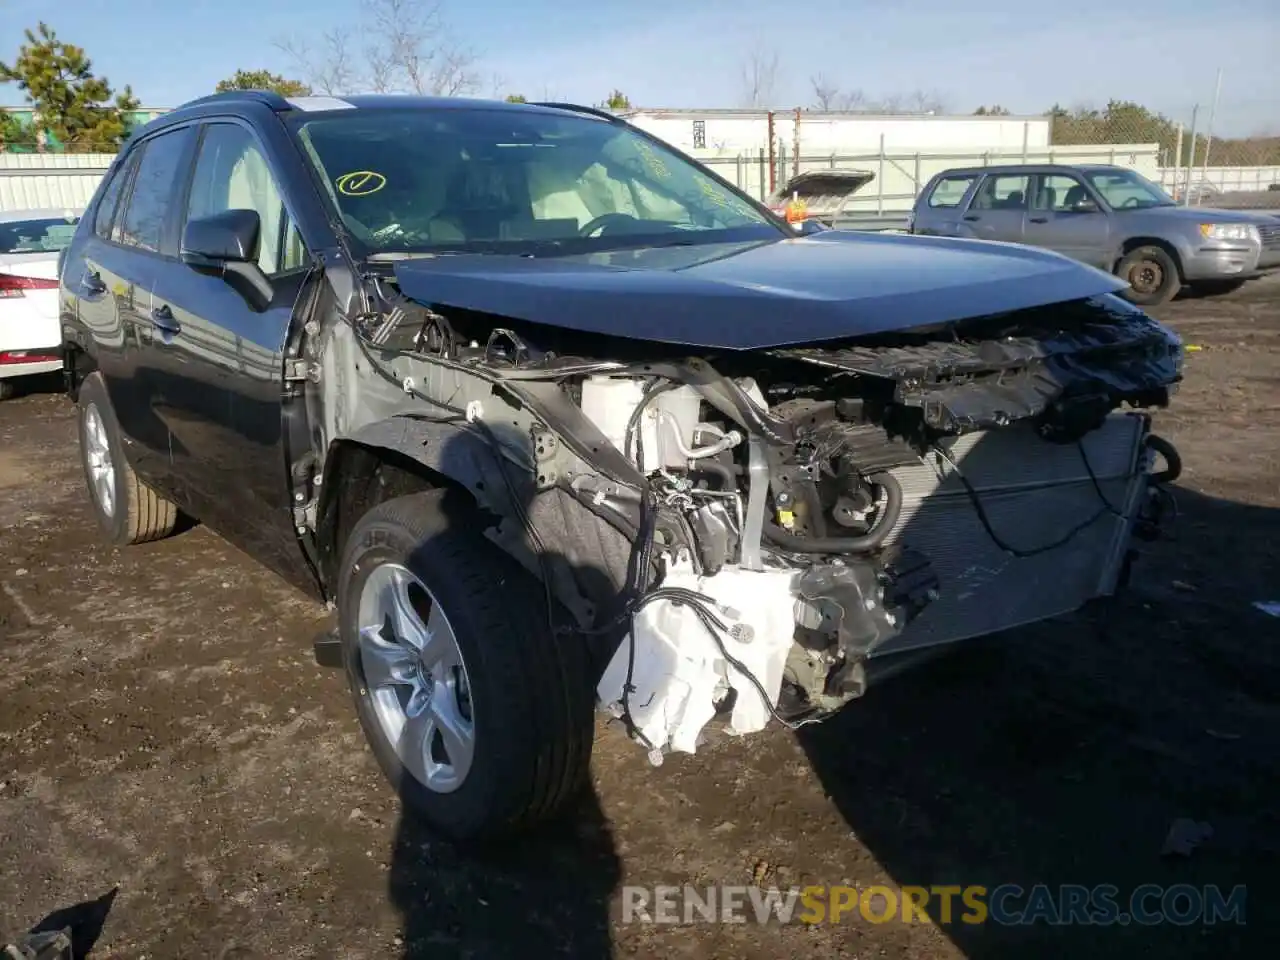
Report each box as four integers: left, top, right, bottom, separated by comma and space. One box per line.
1044, 104, 1280, 207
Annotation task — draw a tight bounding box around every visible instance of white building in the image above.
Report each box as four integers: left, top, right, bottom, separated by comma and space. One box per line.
620, 108, 1051, 156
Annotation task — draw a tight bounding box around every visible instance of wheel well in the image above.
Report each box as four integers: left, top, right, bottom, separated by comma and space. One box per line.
1116, 237, 1184, 281
62, 344, 96, 400
314, 440, 476, 597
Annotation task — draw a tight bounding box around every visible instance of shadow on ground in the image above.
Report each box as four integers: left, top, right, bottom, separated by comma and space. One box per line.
798, 483, 1278, 957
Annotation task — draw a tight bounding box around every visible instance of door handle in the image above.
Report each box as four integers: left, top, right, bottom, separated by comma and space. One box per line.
1029, 216, 1049, 224
962, 214, 981, 222
83, 271, 107, 295
150, 304, 181, 336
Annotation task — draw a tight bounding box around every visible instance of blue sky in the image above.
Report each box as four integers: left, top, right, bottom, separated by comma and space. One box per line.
2, 0, 1277, 135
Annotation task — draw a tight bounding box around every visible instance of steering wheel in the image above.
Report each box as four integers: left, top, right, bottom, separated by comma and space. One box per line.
578, 212, 639, 237
1121, 197, 1140, 209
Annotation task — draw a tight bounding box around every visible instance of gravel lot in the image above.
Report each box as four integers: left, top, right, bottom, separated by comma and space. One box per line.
2, 278, 1278, 958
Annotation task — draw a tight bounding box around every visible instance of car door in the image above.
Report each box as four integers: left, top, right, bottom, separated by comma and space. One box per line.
75, 127, 197, 498
148, 119, 313, 573
960, 173, 1030, 244
911, 173, 980, 236
1023, 173, 1112, 267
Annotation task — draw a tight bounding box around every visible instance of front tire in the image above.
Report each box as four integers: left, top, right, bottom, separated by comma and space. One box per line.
76, 372, 178, 545
336, 490, 594, 842
0, 380, 15, 401
1117, 245, 1181, 305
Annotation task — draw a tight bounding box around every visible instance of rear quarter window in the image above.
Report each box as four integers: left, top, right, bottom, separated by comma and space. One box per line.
927, 175, 977, 209
93, 152, 137, 240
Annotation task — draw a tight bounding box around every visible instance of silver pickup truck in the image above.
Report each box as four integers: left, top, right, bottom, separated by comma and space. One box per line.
910, 163, 1280, 305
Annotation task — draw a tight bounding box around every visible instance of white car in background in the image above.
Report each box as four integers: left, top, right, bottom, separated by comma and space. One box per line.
0, 208, 81, 400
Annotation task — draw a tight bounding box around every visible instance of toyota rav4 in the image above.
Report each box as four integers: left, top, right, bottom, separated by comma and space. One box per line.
58, 92, 1183, 841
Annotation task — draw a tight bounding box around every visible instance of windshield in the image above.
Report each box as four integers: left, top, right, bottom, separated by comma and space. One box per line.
1083, 169, 1176, 210
290, 107, 780, 256
0, 216, 80, 254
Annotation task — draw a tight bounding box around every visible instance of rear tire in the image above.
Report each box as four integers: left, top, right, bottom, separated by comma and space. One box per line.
336, 489, 594, 843
76, 372, 178, 545
1117, 245, 1181, 306
0, 380, 15, 401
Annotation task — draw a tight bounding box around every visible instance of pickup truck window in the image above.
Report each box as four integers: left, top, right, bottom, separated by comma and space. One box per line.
288, 107, 779, 255
972, 175, 1030, 211
1083, 169, 1176, 210
188, 123, 304, 275
927, 175, 976, 208
118, 127, 195, 254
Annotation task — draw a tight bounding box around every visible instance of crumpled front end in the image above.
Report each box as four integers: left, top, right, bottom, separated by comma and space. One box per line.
336, 274, 1183, 764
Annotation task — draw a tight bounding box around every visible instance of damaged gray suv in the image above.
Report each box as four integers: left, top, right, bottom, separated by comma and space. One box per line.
58, 92, 1184, 841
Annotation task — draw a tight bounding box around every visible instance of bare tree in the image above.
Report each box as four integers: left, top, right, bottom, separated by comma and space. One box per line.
274, 30, 357, 95
837, 88, 869, 112
740, 44, 780, 108
276, 0, 478, 96
809, 75, 875, 113
811, 72, 839, 112
904, 88, 947, 114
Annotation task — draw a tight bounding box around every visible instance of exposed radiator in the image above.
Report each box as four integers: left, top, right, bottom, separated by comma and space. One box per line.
875, 413, 1150, 655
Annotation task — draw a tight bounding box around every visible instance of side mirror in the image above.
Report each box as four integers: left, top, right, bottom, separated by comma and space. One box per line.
1070, 199, 1100, 214
181, 209, 273, 311
181, 209, 260, 265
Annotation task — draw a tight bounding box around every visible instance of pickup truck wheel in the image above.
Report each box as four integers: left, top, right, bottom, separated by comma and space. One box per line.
76, 372, 178, 545
0, 380, 14, 401
1117, 246, 1180, 305
336, 490, 594, 842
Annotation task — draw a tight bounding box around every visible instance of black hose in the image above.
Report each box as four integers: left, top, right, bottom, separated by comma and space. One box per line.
689, 460, 736, 491
763, 471, 903, 554
1146, 434, 1182, 485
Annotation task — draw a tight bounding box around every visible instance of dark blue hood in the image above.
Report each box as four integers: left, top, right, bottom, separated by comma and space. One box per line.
391, 230, 1129, 350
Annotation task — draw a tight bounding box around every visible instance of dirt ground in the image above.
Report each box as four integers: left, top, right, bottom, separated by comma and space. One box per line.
2, 278, 1278, 959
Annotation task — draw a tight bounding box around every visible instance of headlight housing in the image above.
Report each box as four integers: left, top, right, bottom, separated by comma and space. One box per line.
1199, 222, 1259, 242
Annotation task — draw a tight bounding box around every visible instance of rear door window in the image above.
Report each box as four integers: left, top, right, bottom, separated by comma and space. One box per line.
117, 127, 197, 255
927, 175, 977, 208
0, 216, 80, 254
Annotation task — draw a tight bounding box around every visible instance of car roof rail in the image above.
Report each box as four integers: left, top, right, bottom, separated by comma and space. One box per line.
531, 101, 626, 124
175, 90, 294, 113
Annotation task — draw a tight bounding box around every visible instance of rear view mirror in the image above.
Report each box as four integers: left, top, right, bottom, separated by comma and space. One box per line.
181, 209, 260, 265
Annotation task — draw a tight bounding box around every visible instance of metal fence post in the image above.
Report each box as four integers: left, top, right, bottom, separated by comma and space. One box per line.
1173, 123, 1183, 196
1021, 121, 1029, 164
758, 147, 766, 199
913, 152, 921, 198
736, 153, 744, 191
877, 133, 885, 215
1184, 105, 1199, 206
